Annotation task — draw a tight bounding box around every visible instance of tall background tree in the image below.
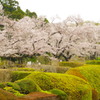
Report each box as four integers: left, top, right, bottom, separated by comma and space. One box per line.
0, 0, 25, 19
25, 9, 37, 18
0, 0, 38, 20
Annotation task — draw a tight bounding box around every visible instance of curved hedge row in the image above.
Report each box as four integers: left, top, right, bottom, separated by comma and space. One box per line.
67, 65, 100, 99
0, 67, 97, 100
23, 72, 92, 100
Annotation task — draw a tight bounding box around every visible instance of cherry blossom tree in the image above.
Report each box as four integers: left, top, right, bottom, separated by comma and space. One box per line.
0, 12, 100, 61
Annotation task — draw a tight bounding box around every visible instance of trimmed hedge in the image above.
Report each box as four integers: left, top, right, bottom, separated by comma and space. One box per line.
15, 78, 41, 94
49, 89, 67, 100
25, 72, 92, 100
4, 86, 24, 97
0, 82, 7, 89
11, 71, 33, 82
0, 82, 20, 91
6, 82, 21, 91
12, 68, 35, 71
86, 60, 100, 65
59, 61, 84, 67
67, 65, 100, 99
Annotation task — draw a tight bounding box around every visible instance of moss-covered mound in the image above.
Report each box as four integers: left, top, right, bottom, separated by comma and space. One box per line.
66, 65, 100, 99
24, 72, 92, 100
0, 88, 17, 100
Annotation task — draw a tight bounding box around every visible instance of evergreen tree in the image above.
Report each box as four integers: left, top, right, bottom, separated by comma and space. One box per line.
0, 0, 25, 20
9, 6, 25, 20
26, 9, 37, 18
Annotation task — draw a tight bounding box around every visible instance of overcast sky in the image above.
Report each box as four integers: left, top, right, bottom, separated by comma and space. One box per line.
17, 0, 100, 22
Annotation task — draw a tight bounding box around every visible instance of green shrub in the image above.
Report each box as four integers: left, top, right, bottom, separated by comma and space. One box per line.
6, 82, 20, 91
23, 56, 37, 63
67, 65, 100, 99
95, 57, 100, 60
49, 89, 67, 100
0, 24, 4, 31
56, 67, 69, 73
11, 71, 32, 82
4, 86, 24, 97
26, 72, 92, 100
12, 68, 34, 71
0, 60, 8, 68
0, 82, 7, 89
0, 82, 20, 91
86, 60, 100, 65
36, 56, 51, 65
59, 61, 84, 67
15, 78, 41, 94
41, 90, 51, 94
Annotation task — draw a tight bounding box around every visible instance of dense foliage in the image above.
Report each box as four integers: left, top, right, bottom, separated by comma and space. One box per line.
0, 0, 38, 19
0, 64, 99, 100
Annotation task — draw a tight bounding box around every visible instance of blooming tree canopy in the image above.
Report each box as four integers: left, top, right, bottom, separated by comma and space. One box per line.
0, 12, 100, 60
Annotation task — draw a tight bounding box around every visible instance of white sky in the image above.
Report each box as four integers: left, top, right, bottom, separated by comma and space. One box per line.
17, 0, 100, 22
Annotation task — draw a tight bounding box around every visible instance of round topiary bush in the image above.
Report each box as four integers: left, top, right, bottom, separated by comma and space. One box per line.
15, 78, 41, 94
25, 72, 92, 100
